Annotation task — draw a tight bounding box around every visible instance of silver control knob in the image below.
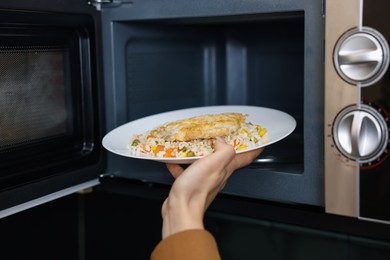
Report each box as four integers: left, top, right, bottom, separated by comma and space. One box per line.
334, 27, 389, 86
333, 105, 388, 163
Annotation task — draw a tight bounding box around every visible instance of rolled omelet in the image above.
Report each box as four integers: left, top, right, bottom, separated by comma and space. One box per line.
150, 112, 246, 142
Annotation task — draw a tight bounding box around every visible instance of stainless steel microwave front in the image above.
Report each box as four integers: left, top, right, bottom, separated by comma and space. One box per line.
325, 0, 390, 224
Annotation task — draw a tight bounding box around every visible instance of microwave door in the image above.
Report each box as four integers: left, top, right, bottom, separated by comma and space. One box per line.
0, 2, 104, 218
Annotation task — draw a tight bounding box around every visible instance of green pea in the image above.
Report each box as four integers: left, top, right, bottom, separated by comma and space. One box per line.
131, 139, 140, 146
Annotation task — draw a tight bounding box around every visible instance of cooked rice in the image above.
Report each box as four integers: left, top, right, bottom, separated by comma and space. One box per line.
128, 121, 268, 158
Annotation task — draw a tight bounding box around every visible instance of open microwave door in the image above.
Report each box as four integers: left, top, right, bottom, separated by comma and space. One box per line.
0, 1, 104, 218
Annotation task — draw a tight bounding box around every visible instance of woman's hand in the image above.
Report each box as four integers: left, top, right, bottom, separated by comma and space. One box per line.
161, 136, 263, 239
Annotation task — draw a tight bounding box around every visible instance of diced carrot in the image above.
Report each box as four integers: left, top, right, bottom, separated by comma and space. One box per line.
233, 138, 241, 148
152, 145, 165, 155
164, 147, 178, 158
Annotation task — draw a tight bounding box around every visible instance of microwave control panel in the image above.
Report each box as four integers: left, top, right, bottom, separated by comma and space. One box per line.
325, 0, 390, 224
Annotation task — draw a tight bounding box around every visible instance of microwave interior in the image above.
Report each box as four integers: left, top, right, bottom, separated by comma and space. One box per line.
103, 10, 323, 206
0, 14, 99, 192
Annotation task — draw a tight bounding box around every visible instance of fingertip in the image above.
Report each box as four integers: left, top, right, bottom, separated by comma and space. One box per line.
166, 163, 177, 173
229, 147, 264, 171
166, 163, 184, 179
213, 136, 235, 159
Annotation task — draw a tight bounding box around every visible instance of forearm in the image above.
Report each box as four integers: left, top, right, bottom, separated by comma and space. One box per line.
162, 196, 205, 239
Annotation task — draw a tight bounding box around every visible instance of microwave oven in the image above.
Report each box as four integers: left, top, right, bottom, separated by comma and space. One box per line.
0, 0, 389, 229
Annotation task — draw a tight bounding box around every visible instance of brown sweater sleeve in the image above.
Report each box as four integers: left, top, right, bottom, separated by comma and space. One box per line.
150, 229, 221, 260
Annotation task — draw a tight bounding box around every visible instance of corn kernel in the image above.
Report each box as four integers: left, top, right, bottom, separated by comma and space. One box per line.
237, 144, 247, 150
241, 128, 248, 134
259, 128, 267, 137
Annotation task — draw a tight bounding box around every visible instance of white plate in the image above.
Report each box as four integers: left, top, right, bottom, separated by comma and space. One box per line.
102, 105, 296, 164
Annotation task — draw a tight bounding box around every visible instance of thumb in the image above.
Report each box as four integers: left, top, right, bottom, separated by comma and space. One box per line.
212, 136, 236, 163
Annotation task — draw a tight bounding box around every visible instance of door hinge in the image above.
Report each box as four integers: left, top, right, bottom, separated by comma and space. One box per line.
87, 0, 132, 11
